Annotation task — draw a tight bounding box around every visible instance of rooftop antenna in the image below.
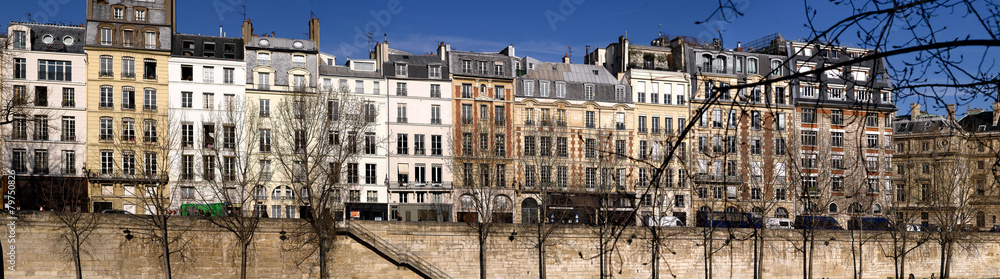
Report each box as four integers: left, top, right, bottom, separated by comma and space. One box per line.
566, 46, 572, 59
363, 32, 374, 50
311, 10, 318, 19
658, 24, 663, 37
25, 13, 33, 23
239, 5, 246, 22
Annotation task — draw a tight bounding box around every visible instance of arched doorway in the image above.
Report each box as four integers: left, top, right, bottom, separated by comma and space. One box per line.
521, 198, 539, 224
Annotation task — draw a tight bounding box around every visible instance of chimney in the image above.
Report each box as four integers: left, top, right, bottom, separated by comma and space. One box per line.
946, 104, 956, 120
993, 102, 1000, 125
437, 42, 448, 62
735, 42, 743, 52
309, 17, 321, 51
241, 19, 253, 46
910, 103, 920, 121
562, 53, 571, 64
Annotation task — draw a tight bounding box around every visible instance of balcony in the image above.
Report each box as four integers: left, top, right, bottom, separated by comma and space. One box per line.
389, 181, 452, 190
556, 120, 567, 127
99, 71, 114, 78
616, 123, 626, 130
122, 72, 135, 79
431, 118, 442, 125
524, 120, 535, 126
62, 101, 75, 108
247, 84, 316, 93
397, 117, 408, 123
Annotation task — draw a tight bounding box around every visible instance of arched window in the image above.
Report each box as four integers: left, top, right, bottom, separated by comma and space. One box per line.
775, 207, 789, 218
271, 185, 294, 200
460, 194, 474, 209
725, 206, 738, 213
702, 55, 713, 72
698, 206, 712, 213
480, 84, 487, 96
829, 203, 839, 214
747, 58, 759, 74
751, 207, 764, 218
495, 195, 512, 212
804, 201, 818, 213
976, 211, 986, 227
253, 185, 266, 200
872, 204, 882, 215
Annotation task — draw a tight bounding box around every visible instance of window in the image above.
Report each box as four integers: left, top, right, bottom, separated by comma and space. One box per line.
801, 108, 816, 123
32, 149, 49, 174
801, 131, 817, 146
524, 136, 536, 156
751, 111, 761, 130
365, 164, 377, 184
397, 103, 407, 123
495, 85, 505, 100
616, 113, 626, 130
145, 120, 158, 143
203, 93, 214, 110
100, 55, 114, 77
99, 118, 113, 141
585, 139, 596, 158
113, 7, 124, 19
430, 84, 441, 98
13, 58, 26, 79
121, 118, 135, 142
770, 60, 782, 76
494, 63, 504, 75
12, 30, 26, 49
747, 58, 758, 74
135, 9, 146, 21
866, 113, 878, 127
38, 60, 73, 81
60, 116, 76, 141
120, 86, 135, 109
615, 86, 626, 101
801, 85, 817, 98
832, 132, 844, 147
143, 88, 157, 110
462, 60, 472, 73
461, 104, 473, 124
856, 88, 872, 101
122, 29, 135, 47
100, 151, 114, 175
585, 85, 595, 100
396, 82, 407, 96
429, 105, 442, 124
832, 110, 844, 125
100, 28, 112, 46
750, 138, 762, 155
867, 134, 879, 149
259, 99, 270, 117
539, 81, 550, 97
462, 84, 472, 98
431, 135, 443, 156
775, 138, 787, 155
397, 134, 409, 155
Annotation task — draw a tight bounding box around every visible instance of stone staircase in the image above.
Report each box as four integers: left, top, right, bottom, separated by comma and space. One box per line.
343, 221, 452, 279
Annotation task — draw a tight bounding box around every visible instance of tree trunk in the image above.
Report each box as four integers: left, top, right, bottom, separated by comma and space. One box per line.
241, 241, 249, 279
319, 236, 329, 279
73, 243, 83, 279
479, 232, 487, 279
538, 239, 546, 279
162, 220, 172, 279
651, 229, 659, 279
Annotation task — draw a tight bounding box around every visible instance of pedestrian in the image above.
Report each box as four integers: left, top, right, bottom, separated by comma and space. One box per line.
908, 274, 915, 279
931, 273, 935, 279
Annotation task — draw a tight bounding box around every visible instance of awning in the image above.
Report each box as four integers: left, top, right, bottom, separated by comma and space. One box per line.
397, 163, 409, 175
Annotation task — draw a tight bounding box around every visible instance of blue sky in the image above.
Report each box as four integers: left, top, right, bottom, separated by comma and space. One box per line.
2, 0, 994, 115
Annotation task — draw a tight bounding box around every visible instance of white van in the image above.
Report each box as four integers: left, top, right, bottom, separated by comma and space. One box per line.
765, 218, 794, 229
649, 216, 684, 227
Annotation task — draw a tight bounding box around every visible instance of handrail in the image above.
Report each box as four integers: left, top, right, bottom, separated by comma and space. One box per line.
344, 221, 452, 279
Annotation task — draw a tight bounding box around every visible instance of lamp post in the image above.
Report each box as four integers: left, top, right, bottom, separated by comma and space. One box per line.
123, 229, 134, 241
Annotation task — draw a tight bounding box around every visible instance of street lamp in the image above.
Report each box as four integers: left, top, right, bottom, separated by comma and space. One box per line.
123, 229, 134, 241
508, 229, 517, 242
279, 230, 287, 241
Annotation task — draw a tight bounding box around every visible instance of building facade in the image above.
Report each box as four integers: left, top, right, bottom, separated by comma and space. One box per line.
2, 22, 88, 210
84, 0, 176, 214
375, 42, 455, 222
166, 34, 245, 210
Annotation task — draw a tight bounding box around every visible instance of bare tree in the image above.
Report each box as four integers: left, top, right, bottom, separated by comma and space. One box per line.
37, 176, 95, 279
449, 119, 515, 279
269, 87, 378, 279
190, 95, 264, 279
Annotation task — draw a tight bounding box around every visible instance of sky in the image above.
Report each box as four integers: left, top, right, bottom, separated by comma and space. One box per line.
1, 0, 994, 115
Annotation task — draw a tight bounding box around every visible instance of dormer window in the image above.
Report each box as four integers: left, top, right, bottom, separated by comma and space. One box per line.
428, 65, 441, 78
135, 9, 146, 21
395, 63, 408, 77
292, 55, 305, 68
122, 29, 135, 47
144, 31, 157, 49
100, 28, 112, 46
12, 30, 26, 49
113, 7, 124, 20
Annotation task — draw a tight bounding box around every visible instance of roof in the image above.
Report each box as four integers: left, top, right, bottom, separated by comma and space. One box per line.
10, 22, 86, 54
320, 65, 383, 78
521, 63, 621, 85
383, 54, 449, 80
959, 111, 1000, 132
895, 116, 961, 135
245, 36, 317, 53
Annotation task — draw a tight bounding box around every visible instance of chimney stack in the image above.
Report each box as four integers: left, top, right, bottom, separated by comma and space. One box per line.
309, 17, 321, 51
562, 54, 571, 64
241, 19, 253, 46
437, 42, 449, 62
993, 103, 1000, 125
946, 104, 956, 120
910, 103, 920, 121
736, 42, 743, 52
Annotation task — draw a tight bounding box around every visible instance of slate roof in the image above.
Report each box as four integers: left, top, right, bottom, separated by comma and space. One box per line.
11, 22, 86, 54
320, 65, 383, 79
245, 36, 317, 53
959, 110, 1000, 132
383, 54, 449, 80
521, 63, 621, 85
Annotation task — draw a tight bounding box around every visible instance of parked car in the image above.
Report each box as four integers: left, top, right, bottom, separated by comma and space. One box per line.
988, 225, 1000, 232
906, 224, 927, 232
101, 209, 131, 214
765, 218, 794, 229
794, 215, 843, 230
847, 217, 892, 231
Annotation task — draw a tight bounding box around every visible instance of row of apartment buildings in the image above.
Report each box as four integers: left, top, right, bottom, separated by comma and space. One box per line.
6, 0, 993, 228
